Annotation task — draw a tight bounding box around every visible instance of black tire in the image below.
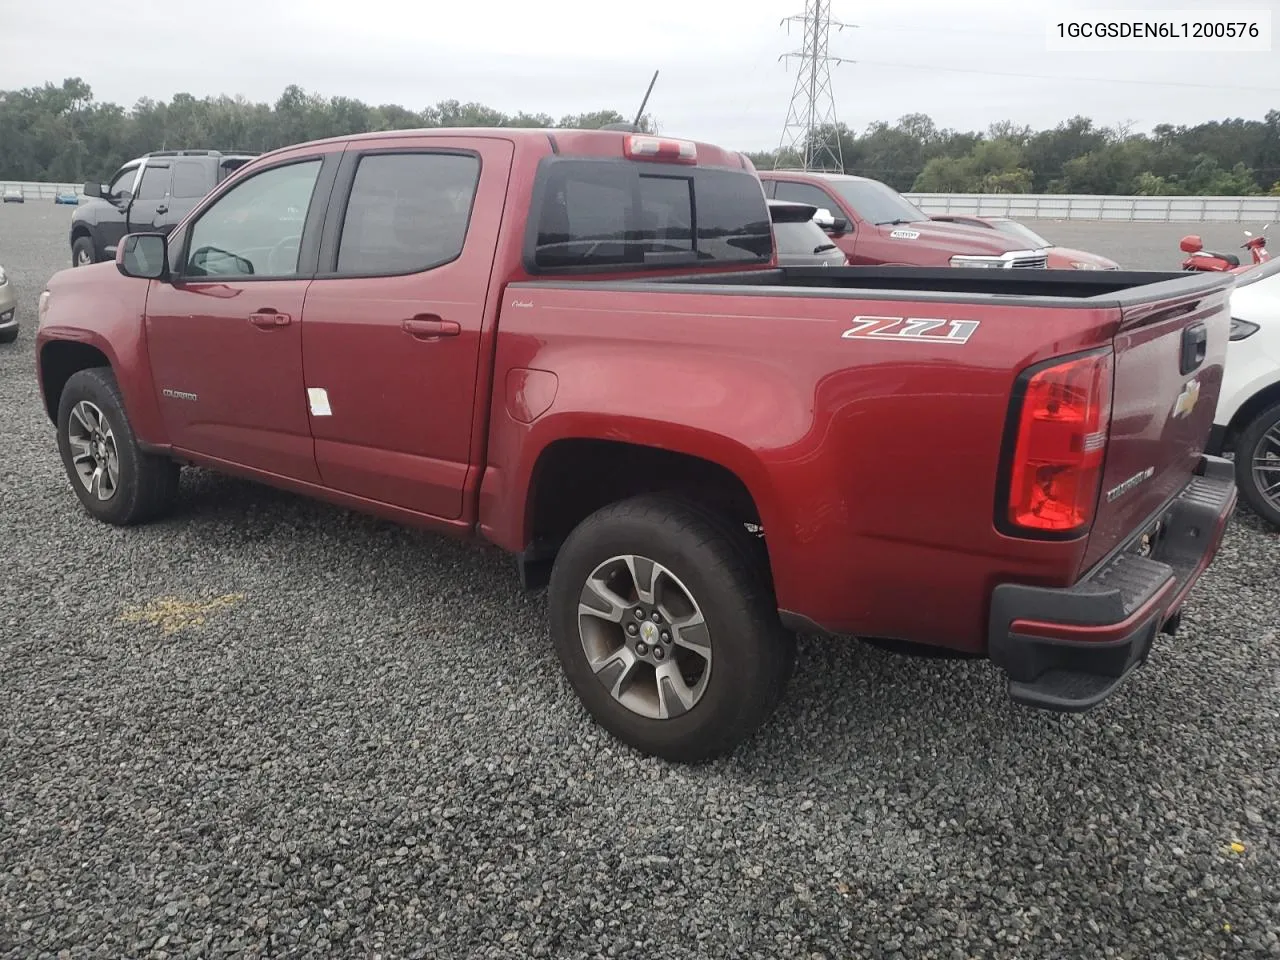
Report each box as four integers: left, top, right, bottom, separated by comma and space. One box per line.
548, 493, 795, 763
0, 324, 16, 345
72, 236, 96, 268
55, 367, 180, 526
1234, 400, 1280, 530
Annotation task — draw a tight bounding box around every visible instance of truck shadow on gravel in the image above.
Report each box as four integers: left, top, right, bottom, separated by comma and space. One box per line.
165, 467, 1267, 790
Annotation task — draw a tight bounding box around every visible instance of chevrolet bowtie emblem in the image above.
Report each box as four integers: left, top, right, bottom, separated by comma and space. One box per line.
1172, 378, 1201, 419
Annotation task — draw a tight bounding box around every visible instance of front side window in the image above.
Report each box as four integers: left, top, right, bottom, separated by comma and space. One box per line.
107, 165, 139, 200
184, 159, 322, 278
336, 152, 480, 275
774, 181, 838, 215
136, 164, 170, 201
529, 159, 771, 271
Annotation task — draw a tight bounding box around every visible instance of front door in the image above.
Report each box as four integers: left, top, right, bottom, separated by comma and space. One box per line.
300, 137, 514, 520
144, 151, 339, 483
98, 162, 141, 259
126, 159, 172, 234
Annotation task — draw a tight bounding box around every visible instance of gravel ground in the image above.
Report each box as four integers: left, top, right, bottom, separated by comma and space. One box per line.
2, 203, 1279, 959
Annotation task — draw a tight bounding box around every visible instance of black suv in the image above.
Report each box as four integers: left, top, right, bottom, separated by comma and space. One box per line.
70, 149, 258, 267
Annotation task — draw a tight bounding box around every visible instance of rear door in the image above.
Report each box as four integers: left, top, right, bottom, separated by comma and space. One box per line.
167, 157, 216, 231
300, 136, 515, 520
1080, 279, 1233, 571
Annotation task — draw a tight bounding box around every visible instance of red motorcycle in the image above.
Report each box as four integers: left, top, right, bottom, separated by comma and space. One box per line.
1180, 224, 1270, 273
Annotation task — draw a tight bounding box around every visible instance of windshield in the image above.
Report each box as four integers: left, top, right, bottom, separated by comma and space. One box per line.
830, 179, 928, 226
1237, 255, 1280, 287
990, 219, 1051, 248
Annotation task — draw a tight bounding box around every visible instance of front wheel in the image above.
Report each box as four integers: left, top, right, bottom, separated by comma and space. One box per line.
1235, 401, 1280, 529
72, 236, 96, 268
56, 367, 180, 526
547, 494, 795, 763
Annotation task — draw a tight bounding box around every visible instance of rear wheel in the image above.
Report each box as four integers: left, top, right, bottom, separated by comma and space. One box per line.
1235, 401, 1280, 530
548, 494, 795, 763
56, 367, 180, 526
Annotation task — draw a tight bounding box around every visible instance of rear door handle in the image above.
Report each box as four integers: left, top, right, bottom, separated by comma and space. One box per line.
249, 310, 293, 328
155, 204, 168, 214
402, 316, 461, 339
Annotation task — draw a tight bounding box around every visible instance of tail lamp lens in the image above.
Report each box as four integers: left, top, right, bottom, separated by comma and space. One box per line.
1006, 350, 1114, 534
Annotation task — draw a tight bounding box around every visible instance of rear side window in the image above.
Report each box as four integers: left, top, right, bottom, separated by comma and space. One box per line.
336, 152, 481, 276
172, 160, 209, 198
773, 220, 832, 256
527, 158, 771, 272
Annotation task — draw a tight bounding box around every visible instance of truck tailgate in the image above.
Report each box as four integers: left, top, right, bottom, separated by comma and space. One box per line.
1080, 283, 1232, 574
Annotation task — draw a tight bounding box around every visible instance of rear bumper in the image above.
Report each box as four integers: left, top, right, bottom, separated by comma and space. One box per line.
988, 454, 1237, 712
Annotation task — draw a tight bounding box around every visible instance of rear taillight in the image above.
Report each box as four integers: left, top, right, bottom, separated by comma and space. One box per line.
624, 135, 697, 164
1001, 349, 1114, 536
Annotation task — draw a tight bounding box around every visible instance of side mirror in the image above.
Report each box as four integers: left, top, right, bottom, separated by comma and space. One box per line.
83, 182, 104, 199
814, 209, 850, 234
116, 233, 170, 280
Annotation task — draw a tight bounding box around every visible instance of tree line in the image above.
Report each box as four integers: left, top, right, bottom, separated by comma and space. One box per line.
0, 78, 652, 185
749, 113, 1280, 196
2, 78, 1278, 197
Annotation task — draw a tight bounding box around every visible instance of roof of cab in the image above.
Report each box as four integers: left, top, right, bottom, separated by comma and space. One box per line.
255, 127, 752, 170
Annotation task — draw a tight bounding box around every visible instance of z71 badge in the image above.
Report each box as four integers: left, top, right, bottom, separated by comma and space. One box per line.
842, 315, 980, 345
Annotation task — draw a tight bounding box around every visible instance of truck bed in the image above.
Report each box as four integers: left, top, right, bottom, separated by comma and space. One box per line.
500, 265, 1233, 645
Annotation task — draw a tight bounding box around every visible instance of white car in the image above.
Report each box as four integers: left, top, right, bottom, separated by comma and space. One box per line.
1209, 257, 1280, 528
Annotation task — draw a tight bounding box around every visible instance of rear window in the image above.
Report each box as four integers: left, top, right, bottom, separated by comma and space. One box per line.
773, 219, 834, 256
527, 158, 771, 272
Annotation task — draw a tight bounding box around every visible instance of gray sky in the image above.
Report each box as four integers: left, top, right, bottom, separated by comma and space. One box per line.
4, 0, 1277, 151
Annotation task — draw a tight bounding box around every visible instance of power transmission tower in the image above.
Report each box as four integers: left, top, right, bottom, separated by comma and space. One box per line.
776, 0, 854, 171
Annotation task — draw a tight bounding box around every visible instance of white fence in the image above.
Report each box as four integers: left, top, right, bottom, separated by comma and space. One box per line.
904, 192, 1280, 223
3, 178, 1278, 223
0, 181, 83, 201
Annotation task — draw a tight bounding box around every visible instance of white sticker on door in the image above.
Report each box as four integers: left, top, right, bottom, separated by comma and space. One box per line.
307, 387, 333, 417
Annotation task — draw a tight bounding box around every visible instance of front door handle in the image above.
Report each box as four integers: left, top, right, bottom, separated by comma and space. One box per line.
155, 204, 168, 215
402, 316, 461, 340
249, 310, 293, 328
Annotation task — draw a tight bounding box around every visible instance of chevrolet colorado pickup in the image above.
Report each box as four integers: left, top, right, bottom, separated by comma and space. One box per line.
35, 128, 1238, 762
71, 150, 258, 267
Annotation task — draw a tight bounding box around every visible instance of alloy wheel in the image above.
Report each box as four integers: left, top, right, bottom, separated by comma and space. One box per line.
66, 400, 119, 501
577, 554, 712, 720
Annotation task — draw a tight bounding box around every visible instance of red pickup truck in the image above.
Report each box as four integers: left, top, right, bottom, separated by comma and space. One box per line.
35, 128, 1238, 763
760, 170, 1055, 269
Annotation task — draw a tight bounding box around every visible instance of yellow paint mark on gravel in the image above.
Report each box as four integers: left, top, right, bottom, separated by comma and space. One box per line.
120, 594, 245, 635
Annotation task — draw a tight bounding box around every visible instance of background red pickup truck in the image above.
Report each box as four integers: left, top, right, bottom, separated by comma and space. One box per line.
35, 128, 1237, 762
759, 169, 1109, 270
